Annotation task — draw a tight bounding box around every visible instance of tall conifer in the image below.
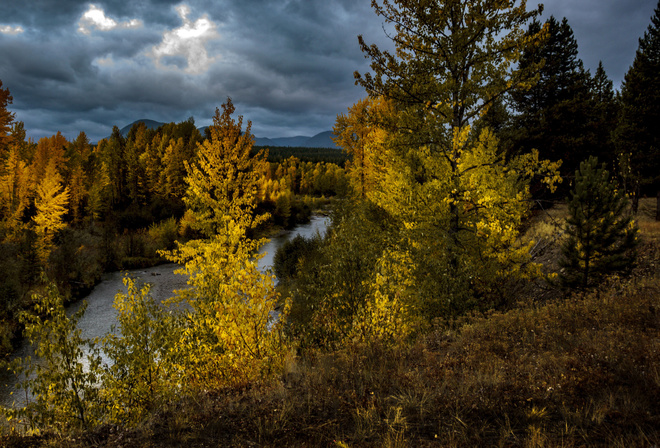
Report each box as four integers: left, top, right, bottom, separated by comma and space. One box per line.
616, 1, 660, 209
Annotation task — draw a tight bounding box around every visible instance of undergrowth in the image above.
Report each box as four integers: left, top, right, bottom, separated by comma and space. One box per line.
2, 200, 659, 447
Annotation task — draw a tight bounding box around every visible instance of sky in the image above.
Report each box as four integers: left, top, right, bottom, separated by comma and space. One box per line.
0, 0, 657, 143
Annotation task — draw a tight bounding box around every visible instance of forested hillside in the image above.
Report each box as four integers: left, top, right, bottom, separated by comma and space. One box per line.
0, 92, 346, 356
1, 0, 659, 446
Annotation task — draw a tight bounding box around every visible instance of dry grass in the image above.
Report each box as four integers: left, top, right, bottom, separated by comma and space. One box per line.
3, 200, 659, 447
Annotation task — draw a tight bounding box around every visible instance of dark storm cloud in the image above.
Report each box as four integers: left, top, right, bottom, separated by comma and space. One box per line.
0, 0, 658, 143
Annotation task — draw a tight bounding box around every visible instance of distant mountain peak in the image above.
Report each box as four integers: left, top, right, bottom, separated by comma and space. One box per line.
119, 119, 166, 136
254, 131, 338, 149
112, 118, 339, 149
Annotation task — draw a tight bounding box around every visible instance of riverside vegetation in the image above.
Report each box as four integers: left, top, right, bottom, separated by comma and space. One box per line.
1, 0, 660, 446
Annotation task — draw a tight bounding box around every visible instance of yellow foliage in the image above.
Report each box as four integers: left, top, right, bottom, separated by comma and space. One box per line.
32, 160, 70, 264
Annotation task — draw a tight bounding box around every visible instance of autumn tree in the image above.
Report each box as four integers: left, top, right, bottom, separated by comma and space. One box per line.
560, 156, 638, 288
183, 98, 269, 237
101, 277, 176, 424
333, 97, 390, 199
163, 98, 287, 390
33, 160, 70, 264
351, 0, 559, 319
65, 132, 93, 223
31, 132, 68, 185
0, 148, 32, 232
3, 284, 103, 431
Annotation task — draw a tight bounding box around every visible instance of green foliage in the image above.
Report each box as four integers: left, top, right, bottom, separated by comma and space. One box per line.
560, 156, 639, 288
47, 227, 103, 298
148, 217, 179, 251
286, 202, 393, 347
273, 233, 322, 282
616, 1, 660, 200
254, 146, 347, 165
349, 0, 560, 324
509, 16, 594, 183
101, 277, 176, 424
2, 284, 103, 432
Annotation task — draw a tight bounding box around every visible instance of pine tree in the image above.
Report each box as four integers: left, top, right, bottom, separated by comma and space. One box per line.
560, 156, 638, 288
509, 16, 593, 183
616, 1, 660, 209
0, 80, 14, 152
587, 62, 619, 170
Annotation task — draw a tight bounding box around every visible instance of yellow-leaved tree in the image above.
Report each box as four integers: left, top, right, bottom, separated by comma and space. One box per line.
164, 98, 288, 391
322, 0, 563, 342
33, 160, 70, 265
0, 148, 33, 235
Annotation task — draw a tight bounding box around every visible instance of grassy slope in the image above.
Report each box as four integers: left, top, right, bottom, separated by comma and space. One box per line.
4, 200, 660, 447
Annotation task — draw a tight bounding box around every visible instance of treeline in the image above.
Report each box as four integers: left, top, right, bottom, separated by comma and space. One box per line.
0, 88, 347, 354
254, 145, 347, 165
488, 15, 660, 206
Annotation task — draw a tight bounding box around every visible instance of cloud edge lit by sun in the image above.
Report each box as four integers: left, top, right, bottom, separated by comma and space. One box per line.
149, 4, 221, 75
78, 4, 143, 35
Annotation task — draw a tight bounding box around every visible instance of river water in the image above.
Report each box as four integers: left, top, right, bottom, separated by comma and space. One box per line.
0, 215, 329, 408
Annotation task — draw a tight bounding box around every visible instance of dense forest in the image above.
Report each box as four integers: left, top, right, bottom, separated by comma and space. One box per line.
0, 94, 347, 355
1, 0, 659, 446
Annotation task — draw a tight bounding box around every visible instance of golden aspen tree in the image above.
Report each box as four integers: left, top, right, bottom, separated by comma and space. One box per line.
33, 160, 70, 264
163, 98, 287, 390
352, 0, 561, 314
333, 97, 392, 199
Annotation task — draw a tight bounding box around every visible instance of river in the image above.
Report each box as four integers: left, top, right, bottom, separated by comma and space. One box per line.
0, 215, 329, 409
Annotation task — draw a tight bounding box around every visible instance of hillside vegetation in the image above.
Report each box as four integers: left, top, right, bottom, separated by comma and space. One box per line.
3, 198, 657, 447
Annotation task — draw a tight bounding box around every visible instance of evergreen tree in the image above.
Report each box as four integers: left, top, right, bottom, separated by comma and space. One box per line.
0, 80, 14, 151
560, 156, 638, 288
509, 16, 593, 184
587, 62, 619, 170
616, 1, 660, 208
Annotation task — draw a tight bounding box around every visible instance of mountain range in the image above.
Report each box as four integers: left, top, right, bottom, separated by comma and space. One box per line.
118, 119, 339, 149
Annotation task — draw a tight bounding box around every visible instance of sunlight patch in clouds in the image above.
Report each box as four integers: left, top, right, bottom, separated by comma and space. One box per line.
78, 4, 142, 35
150, 4, 220, 75
93, 55, 115, 68
0, 25, 25, 35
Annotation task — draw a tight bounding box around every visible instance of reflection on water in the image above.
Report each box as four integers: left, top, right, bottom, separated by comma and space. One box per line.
0, 214, 329, 408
